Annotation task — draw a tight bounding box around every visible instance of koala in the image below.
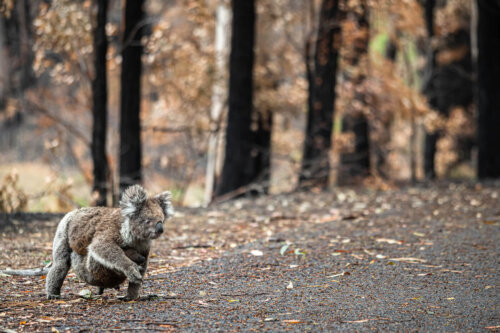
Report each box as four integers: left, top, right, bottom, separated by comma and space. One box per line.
45, 185, 174, 300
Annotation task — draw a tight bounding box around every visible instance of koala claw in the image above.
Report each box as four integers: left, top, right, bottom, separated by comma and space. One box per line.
126, 266, 143, 284
47, 294, 61, 300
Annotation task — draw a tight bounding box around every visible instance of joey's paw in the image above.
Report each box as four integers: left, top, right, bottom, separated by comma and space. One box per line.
47, 293, 61, 300
134, 254, 146, 265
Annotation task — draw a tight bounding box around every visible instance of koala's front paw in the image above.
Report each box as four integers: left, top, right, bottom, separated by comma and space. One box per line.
126, 265, 143, 284
47, 293, 61, 300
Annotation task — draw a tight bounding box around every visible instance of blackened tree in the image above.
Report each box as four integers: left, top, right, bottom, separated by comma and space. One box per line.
299, 0, 342, 188
216, 0, 262, 197
477, 0, 500, 178
422, 0, 474, 179
119, 0, 144, 193
91, 0, 110, 206
338, 0, 371, 185
0, 0, 35, 109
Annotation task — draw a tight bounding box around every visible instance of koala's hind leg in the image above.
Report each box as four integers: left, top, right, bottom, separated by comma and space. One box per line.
46, 212, 74, 299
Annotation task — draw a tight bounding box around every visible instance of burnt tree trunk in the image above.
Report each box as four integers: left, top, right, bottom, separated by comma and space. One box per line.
119, 0, 144, 193
338, 0, 371, 185
0, 0, 34, 109
249, 111, 272, 194
422, 0, 438, 179
216, 0, 258, 197
423, 0, 474, 179
91, 0, 110, 206
299, 0, 341, 188
477, 0, 500, 178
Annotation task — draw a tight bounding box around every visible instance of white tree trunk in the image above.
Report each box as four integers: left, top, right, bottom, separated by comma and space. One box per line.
204, 1, 231, 206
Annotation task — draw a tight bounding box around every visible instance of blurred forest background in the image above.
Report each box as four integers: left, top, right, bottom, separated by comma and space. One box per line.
0, 0, 499, 212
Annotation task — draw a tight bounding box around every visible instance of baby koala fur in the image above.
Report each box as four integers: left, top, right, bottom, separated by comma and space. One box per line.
45, 185, 173, 300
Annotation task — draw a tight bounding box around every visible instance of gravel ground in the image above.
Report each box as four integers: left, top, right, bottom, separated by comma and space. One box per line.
0, 182, 499, 332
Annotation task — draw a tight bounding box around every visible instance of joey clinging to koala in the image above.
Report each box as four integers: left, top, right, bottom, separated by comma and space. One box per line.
46, 185, 174, 300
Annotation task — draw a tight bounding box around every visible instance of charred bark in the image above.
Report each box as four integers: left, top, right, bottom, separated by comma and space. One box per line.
91, 0, 110, 206
338, 0, 371, 185
119, 0, 144, 193
477, 0, 500, 178
0, 0, 35, 109
299, 0, 342, 188
422, 0, 474, 179
216, 0, 258, 197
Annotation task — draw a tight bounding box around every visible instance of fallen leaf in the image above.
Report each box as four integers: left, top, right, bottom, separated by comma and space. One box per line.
250, 250, 263, 256
344, 319, 369, 323
280, 244, 290, 256
413, 232, 425, 237
263, 317, 277, 322
283, 319, 304, 324
389, 257, 426, 263
228, 299, 239, 303
294, 248, 305, 256
286, 281, 293, 289
485, 325, 500, 330
328, 271, 350, 278
376, 238, 403, 245
78, 289, 92, 299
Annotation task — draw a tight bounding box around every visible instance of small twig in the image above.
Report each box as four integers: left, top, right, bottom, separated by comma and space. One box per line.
172, 245, 212, 249
120, 319, 178, 327
220, 292, 269, 297
24, 97, 90, 146
144, 125, 194, 133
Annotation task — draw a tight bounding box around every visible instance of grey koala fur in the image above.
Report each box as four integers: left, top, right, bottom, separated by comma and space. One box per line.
45, 185, 174, 300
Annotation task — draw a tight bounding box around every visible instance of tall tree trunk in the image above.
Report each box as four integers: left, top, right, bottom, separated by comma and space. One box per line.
299, 0, 342, 188
423, 0, 474, 179
0, 0, 34, 108
422, 0, 438, 179
205, 1, 230, 205
215, 0, 257, 197
338, 0, 371, 185
119, 0, 144, 193
91, 0, 110, 206
477, 0, 500, 178
16, 0, 33, 91
250, 110, 272, 194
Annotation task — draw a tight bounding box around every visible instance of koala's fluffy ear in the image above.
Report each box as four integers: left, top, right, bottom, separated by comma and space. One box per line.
154, 191, 174, 219
120, 185, 148, 218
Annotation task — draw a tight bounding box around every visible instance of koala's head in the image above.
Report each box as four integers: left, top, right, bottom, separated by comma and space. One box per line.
119, 185, 174, 242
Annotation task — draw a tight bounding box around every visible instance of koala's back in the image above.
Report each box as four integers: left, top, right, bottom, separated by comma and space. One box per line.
67, 207, 122, 255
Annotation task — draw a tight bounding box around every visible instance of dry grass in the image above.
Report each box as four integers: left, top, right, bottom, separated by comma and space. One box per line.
0, 163, 90, 212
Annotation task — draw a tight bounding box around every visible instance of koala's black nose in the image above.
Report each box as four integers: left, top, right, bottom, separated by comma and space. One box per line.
155, 222, 164, 234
